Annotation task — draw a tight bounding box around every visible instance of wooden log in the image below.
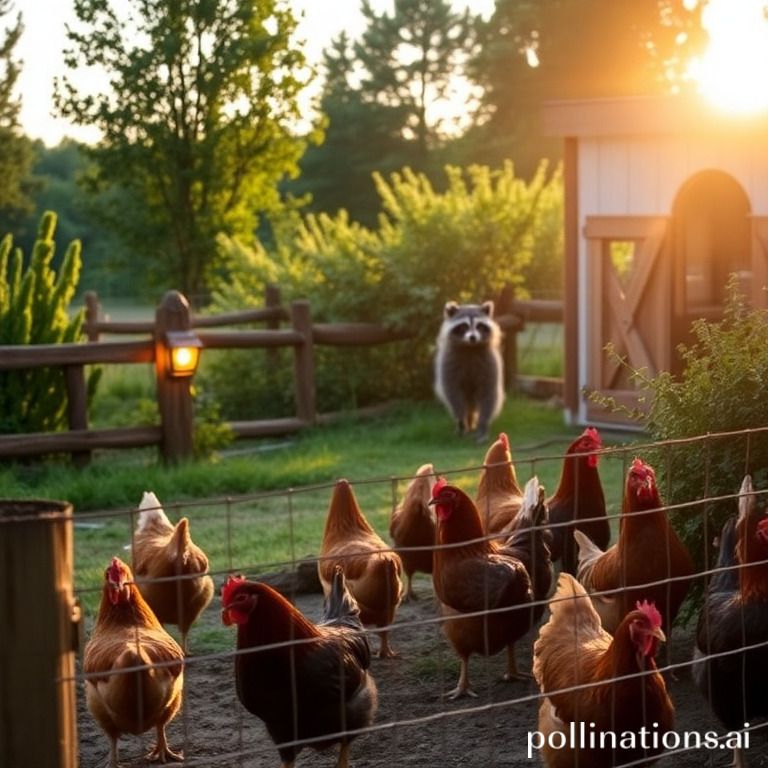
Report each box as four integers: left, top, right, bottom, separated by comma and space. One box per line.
196, 329, 303, 349
0, 426, 162, 459
191, 306, 288, 328
0, 500, 79, 768
509, 298, 563, 323
83, 320, 156, 335
258, 559, 323, 597
84, 290, 100, 342
291, 300, 316, 424
154, 291, 196, 464
311, 323, 412, 346
0, 339, 154, 369
227, 417, 308, 438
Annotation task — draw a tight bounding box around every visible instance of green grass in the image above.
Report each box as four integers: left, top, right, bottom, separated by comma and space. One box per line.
517, 322, 563, 378
2, 396, 640, 653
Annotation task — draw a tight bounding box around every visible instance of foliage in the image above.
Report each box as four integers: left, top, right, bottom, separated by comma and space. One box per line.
55, 0, 321, 302
354, 0, 481, 156
469, 0, 707, 175
0, 396, 586, 512
14, 140, 132, 296
591, 280, 768, 619
207, 160, 563, 417
0, 211, 99, 434
289, 0, 484, 225
288, 32, 415, 227
0, 0, 35, 230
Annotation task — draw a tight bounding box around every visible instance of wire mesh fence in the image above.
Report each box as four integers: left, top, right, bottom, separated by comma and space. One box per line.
39, 427, 768, 766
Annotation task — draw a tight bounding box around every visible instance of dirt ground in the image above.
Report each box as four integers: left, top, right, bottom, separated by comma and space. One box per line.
76, 574, 768, 768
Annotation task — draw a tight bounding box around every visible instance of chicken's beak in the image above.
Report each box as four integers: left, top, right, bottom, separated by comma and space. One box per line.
221, 607, 234, 626
651, 626, 666, 643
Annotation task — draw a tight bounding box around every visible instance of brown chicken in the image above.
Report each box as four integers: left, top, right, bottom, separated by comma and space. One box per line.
547, 427, 608, 575
389, 463, 437, 600
318, 479, 404, 658
430, 476, 551, 698
476, 431, 524, 535
533, 573, 674, 768
692, 475, 768, 768
84, 557, 185, 768
574, 457, 694, 635
221, 565, 378, 768
131, 491, 214, 652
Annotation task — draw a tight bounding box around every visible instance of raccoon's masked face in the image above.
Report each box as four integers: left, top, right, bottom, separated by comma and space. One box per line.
449, 316, 493, 345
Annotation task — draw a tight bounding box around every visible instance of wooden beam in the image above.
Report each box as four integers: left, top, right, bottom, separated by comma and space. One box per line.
0, 500, 78, 768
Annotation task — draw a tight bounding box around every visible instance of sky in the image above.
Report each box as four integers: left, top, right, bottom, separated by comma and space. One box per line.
12, 0, 494, 147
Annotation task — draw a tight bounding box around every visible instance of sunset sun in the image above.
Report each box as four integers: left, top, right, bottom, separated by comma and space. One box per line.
688, 0, 768, 114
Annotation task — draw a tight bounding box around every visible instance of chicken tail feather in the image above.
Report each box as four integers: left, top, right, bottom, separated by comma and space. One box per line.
322, 565, 362, 630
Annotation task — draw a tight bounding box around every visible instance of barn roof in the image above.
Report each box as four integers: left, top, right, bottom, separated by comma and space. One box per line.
541, 94, 768, 138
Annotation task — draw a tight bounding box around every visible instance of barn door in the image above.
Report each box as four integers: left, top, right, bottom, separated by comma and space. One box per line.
751, 216, 768, 309
583, 216, 671, 425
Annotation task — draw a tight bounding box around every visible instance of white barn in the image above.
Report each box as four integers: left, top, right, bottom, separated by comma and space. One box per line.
542, 94, 768, 427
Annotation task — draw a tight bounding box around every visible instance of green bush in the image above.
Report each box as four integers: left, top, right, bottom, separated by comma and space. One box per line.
206, 161, 563, 418
594, 279, 768, 619
0, 211, 99, 435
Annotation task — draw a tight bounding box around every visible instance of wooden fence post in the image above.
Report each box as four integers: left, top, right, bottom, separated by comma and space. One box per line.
265, 283, 281, 385
0, 500, 79, 768
155, 291, 195, 463
291, 300, 316, 424
497, 284, 519, 392
84, 290, 100, 342
64, 365, 90, 467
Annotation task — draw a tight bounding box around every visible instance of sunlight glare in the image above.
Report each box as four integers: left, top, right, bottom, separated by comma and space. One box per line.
689, 0, 768, 114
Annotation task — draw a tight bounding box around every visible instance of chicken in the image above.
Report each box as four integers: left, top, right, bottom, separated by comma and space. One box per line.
318, 479, 404, 658
221, 565, 378, 768
692, 475, 768, 768
533, 573, 673, 768
547, 427, 609, 575
574, 457, 694, 636
430, 475, 550, 698
475, 432, 524, 535
131, 491, 214, 652
389, 463, 437, 600
84, 557, 185, 768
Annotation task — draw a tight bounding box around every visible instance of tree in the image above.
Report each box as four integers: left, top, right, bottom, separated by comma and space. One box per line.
0, 1, 35, 231
16, 139, 131, 296
289, 32, 414, 225
354, 0, 481, 162
55, 0, 321, 302
290, 0, 484, 224
471, 0, 707, 174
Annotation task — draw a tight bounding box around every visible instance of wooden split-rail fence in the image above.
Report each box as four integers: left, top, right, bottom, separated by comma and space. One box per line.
0, 285, 562, 465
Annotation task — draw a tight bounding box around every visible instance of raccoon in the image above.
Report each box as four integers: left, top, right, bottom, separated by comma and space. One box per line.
433, 300, 505, 442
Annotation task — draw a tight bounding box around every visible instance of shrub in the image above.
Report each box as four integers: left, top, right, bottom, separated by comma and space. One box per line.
0, 211, 99, 435
205, 161, 563, 418
593, 278, 768, 619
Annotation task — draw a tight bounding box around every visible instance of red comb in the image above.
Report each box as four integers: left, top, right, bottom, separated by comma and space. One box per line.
635, 599, 662, 630
107, 557, 125, 582
584, 426, 602, 446
221, 574, 247, 606
432, 476, 448, 499
499, 433, 509, 451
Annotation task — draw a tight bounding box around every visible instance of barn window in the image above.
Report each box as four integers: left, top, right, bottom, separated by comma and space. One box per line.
671, 171, 751, 317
